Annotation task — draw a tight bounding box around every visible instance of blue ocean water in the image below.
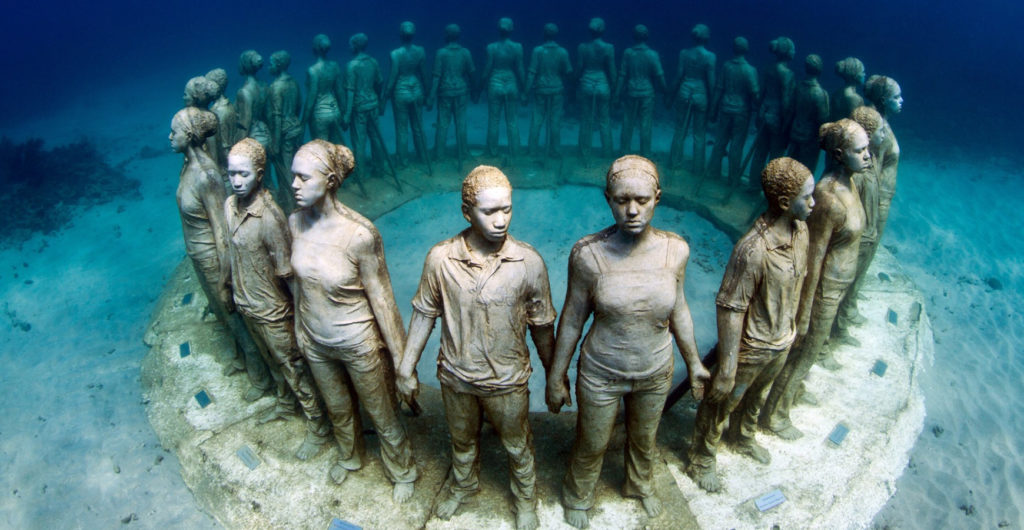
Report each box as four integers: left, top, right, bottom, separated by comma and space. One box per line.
0, 0, 1022, 528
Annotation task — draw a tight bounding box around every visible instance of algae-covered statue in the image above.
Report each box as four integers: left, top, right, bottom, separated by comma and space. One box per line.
707, 37, 759, 184
864, 75, 902, 236
616, 25, 667, 157
170, 107, 271, 401
288, 140, 417, 500
183, 75, 224, 170
482, 17, 525, 159
236, 50, 270, 148
576, 17, 616, 161
525, 23, 572, 157
344, 33, 389, 179
303, 34, 346, 144
224, 139, 331, 460
746, 37, 797, 187
547, 155, 711, 528
687, 157, 814, 493
759, 119, 869, 439
428, 23, 476, 163
397, 166, 556, 530
383, 21, 430, 171
206, 68, 241, 170
266, 50, 302, 212
669, 23, 716, 173
787, 55, 830, 174
830, 57, 865, 122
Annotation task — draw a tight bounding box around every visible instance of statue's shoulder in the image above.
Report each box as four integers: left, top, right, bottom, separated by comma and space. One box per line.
570, 227, 614, 263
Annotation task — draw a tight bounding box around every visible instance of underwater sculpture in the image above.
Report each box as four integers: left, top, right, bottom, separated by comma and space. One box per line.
746, 37, 797, 187
383, 21, 430, 171
525, 23, 572, 157
206, 68, 241, 170
864, 75, 902, 236
759, 119, 869, 439
687, 157, 814, 493
303, 34, 347, 145
170, 107, 271, 401
288, 140, 417, 500
546, 155, 711, 528
707, 37, 759, 184
669, 23, 716, 174
830, 57, 865, 122
576, 17, 616, 161
482, 17, 525, 159
616, 25, 666, 157
223, 139, 331, 459
182, 75, 224, 170
236, 50, 270, 149
344, 33, 391, 183
397, 165, 556, 530
266, 50, 302, 211
787, 55, 830, 174
428, 23, 476, 163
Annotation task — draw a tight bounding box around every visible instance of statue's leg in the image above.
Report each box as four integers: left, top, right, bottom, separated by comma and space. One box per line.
707, 114, 732, 179
692, 97, 708, 174
550, 92, 564, 157
725, 350, 788, 463
454, 94, 470, 159
727, 113, 751, 184
528, 94, 543, 155
578, 93, 593, 159
409, 100, 429, 164
562, 373, 621, 513
620, 367, 671, 501
303, 342, 365, 474
638, 95, 654, 157
487, 90, 501, 156
394, 101, 410, 167
596, 93, 612, 157
435, 96, 452, 160
621, 97, 636, 154
670, 99, 688, 168
505, 92, 520, 158
481, 385, 536, 517
747, 124, 771, 183
440, 383, 484, 506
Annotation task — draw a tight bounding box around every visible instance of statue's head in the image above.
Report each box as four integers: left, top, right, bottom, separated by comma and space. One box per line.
400, 21, 416, 42
170, 107, 218, 153
205, 68, 228, 95
291, 140, 355, 208
269, 50, 291, 75
819, 119, 871, 172
733, 37, 749, 56
543, 23, 558, 40
850, 105, 885, 148
498, 17, 514, 35
444, 24, 461, 43
865, 75, 903, 116
691, 24, 710, 44
804, 54, 823, 76
239, 50, 263, 76
834, 57, 865, 84
227, 138, 266, 199
605, 155, 661, 236
462, 165, 513, 243
183, 76, 219, 108
588, 17, 605, 37
350, 33, 369, 53
762, 157, 814, 220
313, 34, 331, 56
633, 25, 649, 43
770, 37, 795, 61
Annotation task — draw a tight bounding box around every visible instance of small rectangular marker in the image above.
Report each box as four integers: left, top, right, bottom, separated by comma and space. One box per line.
877, 272, 891, 282
179, 342, 191, 358
828, 423, 850, 446
328, 518, 361, 530
754, 489, 786, 512
194, 390, 212, 408
181, 292, 193, 306
887, 309, 898, 325
236, 445, 261, 470
871, 360, 888, 377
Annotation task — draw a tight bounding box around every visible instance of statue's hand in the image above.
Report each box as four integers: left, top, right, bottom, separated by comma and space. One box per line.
396, 371, 420, 406
706, 370, 734, 404
689, 363, 712, 401
545, 377, 571, 413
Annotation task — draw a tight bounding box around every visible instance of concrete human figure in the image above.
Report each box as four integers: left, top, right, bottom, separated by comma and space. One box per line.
864, 75, 902, 235
344, 33, 390, 182
183, 75, 224, 170
302, 34, 346, 144
686, 157, 814, 493
224, 139, 331, 460
383, 21, 430, 170
206, 68, 241, 170
707, 37, 759, 184
832, 106, 885, 349
546, 155, 711, 529
759, 119, 869, 440
288, 140, 417, 500
669, 23, 716, 173
616, 25, 667, 157
396, 166, 556, 530
266, 50, 302, 212
746, 37, 797, 187
830, 57, 865, 122
576, 17, 616, 161
787, 55, 830, 174
428, 23, 476, 163
236, 50, 271, 149
482, 17, 525, 159
525, 23, 572, 157
170, 107, 271, 401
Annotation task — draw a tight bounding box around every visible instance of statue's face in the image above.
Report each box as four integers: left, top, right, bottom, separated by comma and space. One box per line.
291, 152, 331, 209
839, 128, 872, 172
606, 175, 660, 236
870, 126, 886, 148
228, 154, 261, 199
169, 124, 189, 153
787, 175, 816, 221
463, 187, 512, 244
885, 87, 903, 115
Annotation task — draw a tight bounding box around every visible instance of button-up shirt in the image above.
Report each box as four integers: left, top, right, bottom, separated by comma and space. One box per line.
224, 188, 293, 323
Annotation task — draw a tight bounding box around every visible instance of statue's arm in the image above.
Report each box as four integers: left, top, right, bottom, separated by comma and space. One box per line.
546, 247, 593, 412
668, 241, 709, 399
797, 193, 833, 335
355, 226, 407, 364
383, 50, 399, 107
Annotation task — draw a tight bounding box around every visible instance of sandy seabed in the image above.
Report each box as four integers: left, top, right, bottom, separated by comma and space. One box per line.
0, 79, 1021, 528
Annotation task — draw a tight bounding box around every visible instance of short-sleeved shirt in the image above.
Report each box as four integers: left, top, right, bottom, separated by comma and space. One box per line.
434, 44, 475, 97
224, 188, 293, 322
716, 215, 808, 361
412, 231, 556, 395
719, 57, 759, 115
346, 54, 382, 112
529, 42, 571, 95
620, 44, 664, 98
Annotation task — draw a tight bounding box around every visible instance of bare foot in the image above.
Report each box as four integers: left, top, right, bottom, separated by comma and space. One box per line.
564, 508, 589, 528
641, 495, 663, 517
244, 385, 268, 402
329, 463, 349, 485
730, 441, 771, 464
294, 431, 328, 461
435, 490, 462, 520
774, 424, 804, 440
818, 353, 843, 371
686, 464, 721, 493
393, 482, 414, 503
515, 508, 539, 530
259, 405, 296, 424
